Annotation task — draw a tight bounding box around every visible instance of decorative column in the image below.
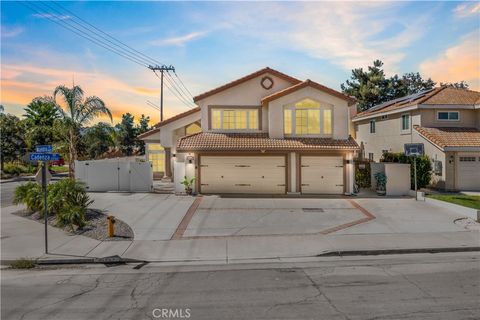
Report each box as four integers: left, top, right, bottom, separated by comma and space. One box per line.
163, 147, 172, 180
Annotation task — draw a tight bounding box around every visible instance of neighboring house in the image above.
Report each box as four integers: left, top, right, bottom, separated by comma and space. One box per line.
139, 67, 359, 194
352, 87, 480, 191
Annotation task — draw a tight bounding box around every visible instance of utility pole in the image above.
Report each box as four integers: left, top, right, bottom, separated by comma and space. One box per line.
148, 65, 175, 122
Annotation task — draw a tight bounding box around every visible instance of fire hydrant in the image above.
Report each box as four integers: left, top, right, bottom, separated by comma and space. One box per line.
107, 215, 115, 237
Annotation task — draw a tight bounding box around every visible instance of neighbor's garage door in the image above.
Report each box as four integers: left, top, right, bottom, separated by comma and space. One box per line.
301, 156, 344, 194
457, 153, 480, 191
200, 156, 286, 194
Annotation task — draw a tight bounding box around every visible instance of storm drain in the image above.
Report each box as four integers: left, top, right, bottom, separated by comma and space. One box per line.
302, 208, 324, 213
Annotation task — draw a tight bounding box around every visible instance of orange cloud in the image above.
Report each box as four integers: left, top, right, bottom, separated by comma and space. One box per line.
420, 32, 480, 90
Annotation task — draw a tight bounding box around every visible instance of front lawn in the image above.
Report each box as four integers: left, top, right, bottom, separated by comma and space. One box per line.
427, 194, 480, 210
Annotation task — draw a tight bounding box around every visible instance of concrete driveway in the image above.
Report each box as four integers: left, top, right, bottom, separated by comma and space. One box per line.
87, 192, 194, 240
175, 196, 472, 240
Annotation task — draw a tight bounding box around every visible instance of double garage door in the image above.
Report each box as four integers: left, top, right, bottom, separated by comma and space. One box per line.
199, 155, 344, 194
457, 153, 480, 191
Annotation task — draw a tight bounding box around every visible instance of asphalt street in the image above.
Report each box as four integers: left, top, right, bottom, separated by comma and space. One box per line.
0, 180, 22, 208
2, 253, 479, 320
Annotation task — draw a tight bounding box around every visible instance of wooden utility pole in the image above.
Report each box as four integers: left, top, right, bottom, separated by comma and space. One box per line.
148, 65, 175, 122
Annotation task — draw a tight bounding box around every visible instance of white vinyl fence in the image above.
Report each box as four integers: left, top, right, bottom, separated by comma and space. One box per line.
75, 159, 153, 192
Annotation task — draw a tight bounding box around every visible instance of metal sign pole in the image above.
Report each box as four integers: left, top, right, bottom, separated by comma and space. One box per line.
414, 156, 418, 201
42, 161, 48, 254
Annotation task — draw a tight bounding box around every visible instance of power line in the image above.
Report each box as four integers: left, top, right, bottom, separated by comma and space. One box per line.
22, 1, 197, 110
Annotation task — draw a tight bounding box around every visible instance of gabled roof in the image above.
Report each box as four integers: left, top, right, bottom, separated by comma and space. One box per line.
177, 132, 359, 151
261, 79, 356, 106
193, 67, 302, 102
354, 87, 480, 120
414, 126, 480, 150
137, 107, 201, 140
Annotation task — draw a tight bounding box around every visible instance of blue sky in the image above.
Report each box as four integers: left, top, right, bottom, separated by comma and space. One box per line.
1, 1, 479, 124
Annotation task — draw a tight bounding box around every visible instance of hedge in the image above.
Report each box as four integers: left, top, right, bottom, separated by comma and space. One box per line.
380, 152, 432, 189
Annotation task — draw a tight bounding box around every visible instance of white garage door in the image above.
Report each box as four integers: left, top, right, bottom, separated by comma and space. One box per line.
457, 153, 480, 191
301, 156, 344, 194
200, 156, 286, 194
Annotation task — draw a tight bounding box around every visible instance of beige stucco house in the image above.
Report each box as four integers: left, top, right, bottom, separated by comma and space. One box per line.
352, 87, 480, 191
139, 67, 359, 194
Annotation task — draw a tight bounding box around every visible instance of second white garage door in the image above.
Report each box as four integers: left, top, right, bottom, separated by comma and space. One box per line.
457, 153, 480, 191
200, 156, 286, 194
301, 156, 344, 194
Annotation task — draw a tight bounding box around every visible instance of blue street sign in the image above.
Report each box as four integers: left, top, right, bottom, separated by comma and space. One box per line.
36, 145, 53, 153
29, 153, 60, 162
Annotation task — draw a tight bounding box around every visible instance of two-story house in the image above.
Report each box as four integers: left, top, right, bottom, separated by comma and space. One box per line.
139, 67, 359, 195
352, 87, 480, 191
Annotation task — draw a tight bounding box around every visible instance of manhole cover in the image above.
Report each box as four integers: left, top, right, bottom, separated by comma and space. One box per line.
302, 208, 324, 212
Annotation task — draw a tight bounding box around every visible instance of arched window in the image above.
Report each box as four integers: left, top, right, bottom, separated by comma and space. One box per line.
283, 98, 332, 136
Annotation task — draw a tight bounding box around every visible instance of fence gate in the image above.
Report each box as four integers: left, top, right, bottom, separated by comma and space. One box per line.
75, 159, 153, 192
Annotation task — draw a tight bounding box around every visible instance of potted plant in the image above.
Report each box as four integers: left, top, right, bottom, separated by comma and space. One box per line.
374, 172, 387, 196
180, 176, 196, 195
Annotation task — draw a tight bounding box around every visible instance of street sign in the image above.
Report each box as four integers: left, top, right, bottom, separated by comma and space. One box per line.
35, 145, 53, 153
404, 143, 424, 156
35, 167, 52, 186
29, 153, 60, 162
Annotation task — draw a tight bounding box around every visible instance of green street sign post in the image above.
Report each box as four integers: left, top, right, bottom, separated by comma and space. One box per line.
33, 145, 57, 254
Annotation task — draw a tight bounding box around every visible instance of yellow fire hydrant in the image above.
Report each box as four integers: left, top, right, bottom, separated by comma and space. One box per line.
107, 215, 115, 237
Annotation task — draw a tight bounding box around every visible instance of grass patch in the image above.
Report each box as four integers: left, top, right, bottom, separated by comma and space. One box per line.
50, 165, 69, 173
9, 258, 36, 269
427, 194, 480, 210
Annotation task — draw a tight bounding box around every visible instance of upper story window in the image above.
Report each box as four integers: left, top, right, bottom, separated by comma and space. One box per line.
283, 99, 332, 136
211, 108, 259, 130
369, 120, 376, 133
401, 114, 410, 131
437, 111, 459, 121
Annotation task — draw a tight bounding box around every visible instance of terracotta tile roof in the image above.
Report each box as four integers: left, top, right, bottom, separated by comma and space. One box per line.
193, 67, 302, 102
354, 87, 480, 120
177, 132, 359, 151
414, 126, 480, 149
137, 107, 201, 139
422, 87, 480, 105
262, 79, 356, 106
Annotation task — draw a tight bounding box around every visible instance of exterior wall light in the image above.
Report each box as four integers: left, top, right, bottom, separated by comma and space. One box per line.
186, 156, 194, 164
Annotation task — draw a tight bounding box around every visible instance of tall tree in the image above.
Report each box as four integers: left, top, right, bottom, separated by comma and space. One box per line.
116, 113, 136, 156
135, 114, 150, 155
440, 81, 469, 89
53, 85, 112, 177
83, 122, 116, 159
341, 60, 390, 111
0, 113, 26, 171
23, 97, 60, 149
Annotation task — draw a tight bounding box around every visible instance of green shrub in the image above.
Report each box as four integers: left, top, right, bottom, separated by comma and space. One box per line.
13, 182, 44, 213
14, 179, 93, 229
355, 161, 371, 188
3, 162, 37, 175
381, 152, 432, 189
48, 179, 93, 230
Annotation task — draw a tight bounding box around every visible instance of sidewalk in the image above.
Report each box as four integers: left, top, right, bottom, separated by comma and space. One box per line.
2, 204, 478, 264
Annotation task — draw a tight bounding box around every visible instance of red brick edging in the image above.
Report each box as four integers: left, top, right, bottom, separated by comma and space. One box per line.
171, 196, 203, 240
320, 199, 376, 235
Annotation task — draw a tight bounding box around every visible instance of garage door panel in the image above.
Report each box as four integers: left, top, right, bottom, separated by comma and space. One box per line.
457, 153, 480, 191
301, 156, 344, 194
200, 156, 286, 194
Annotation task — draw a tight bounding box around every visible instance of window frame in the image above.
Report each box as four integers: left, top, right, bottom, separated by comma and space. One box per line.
401, 113, 410, 132
283, 98, 334, 137
209, 106, 261, 131
437, 111, 460, 122
369, 120, 376, 134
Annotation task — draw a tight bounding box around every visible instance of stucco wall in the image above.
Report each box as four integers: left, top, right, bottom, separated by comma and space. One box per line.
268, 86, 349, 139
355, 112, 416, 161
197, 72, 295, 132
420, 108, 477, 128
159, 111, 201, 148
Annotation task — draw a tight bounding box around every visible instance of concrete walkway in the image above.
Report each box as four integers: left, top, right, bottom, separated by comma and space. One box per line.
1, 195, 479, 265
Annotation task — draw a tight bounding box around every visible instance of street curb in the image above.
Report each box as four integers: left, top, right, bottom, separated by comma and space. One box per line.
1, 257, 145, 266
318, 247, 480, 257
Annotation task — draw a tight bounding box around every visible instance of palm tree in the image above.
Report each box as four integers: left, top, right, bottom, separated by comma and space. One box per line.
53, 85, 112, 177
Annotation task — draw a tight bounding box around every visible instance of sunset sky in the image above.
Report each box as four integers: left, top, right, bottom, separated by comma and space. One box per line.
1, 1, 479, 125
